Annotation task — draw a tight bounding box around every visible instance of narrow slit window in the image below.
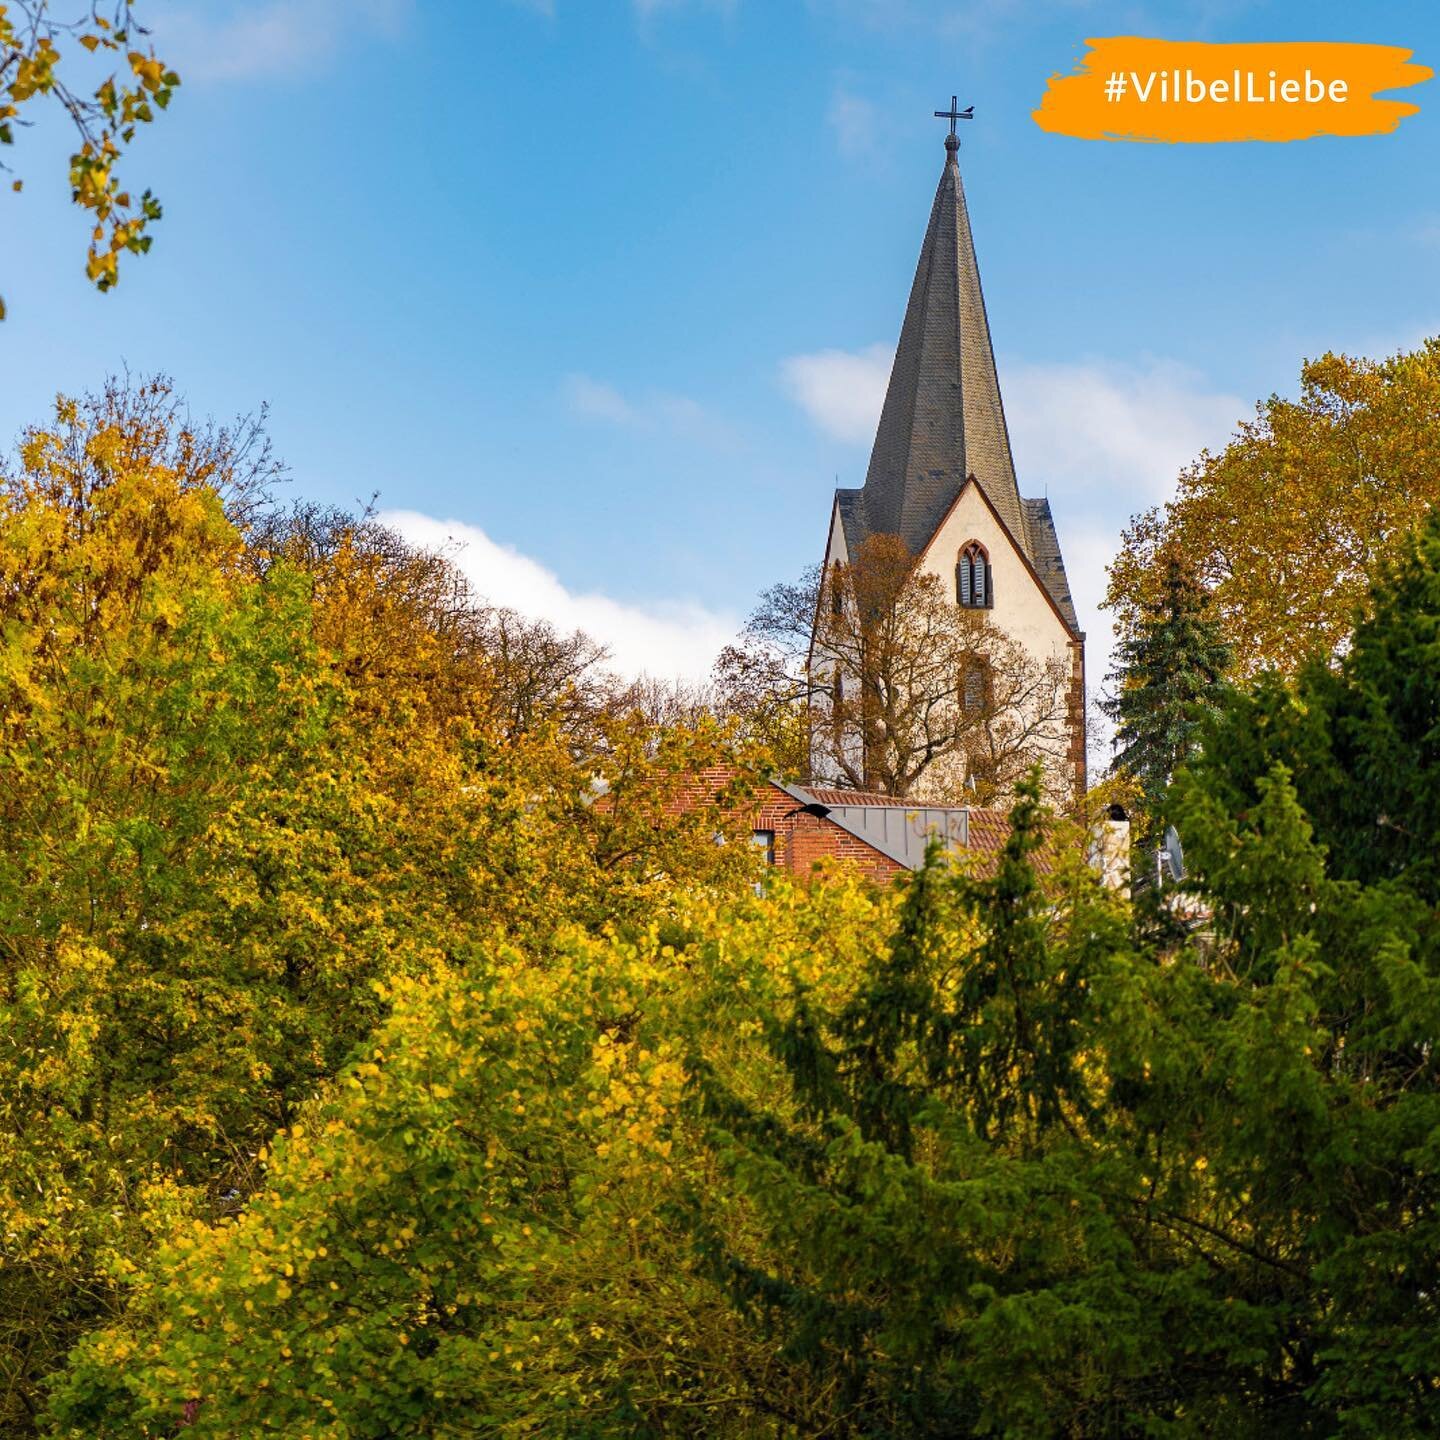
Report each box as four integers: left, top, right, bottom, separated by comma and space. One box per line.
962, 658, 990, 713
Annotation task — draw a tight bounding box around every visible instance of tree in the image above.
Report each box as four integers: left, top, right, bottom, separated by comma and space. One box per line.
718, 534, 1073, 806
44, 649, 1440, 1438
1106, 341, 1440, 678
1, 2, 177, 318
1182, 506, 1440, 909
0, 379, 763, 1435
47, 875, 896, 1439
248, 499, 617, 745
1101, 554, 1232, 844
687, 785, 1139, 1437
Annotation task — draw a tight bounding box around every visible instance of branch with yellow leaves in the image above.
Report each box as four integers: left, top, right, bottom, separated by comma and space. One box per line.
0, 1, 178, 318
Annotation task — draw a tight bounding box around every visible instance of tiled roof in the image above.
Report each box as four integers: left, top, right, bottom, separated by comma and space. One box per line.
1022, 498, 1080, 633
834, 139, 1078, 641
964, 808, 1011, 856
859, 134, 1024, 553
801, 786, 920, 807
835, 488, 867, 561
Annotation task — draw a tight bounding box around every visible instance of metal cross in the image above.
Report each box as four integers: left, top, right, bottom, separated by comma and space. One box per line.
933, 95, 974, 137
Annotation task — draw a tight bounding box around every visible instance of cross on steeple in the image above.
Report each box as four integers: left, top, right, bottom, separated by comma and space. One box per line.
933, 95, 974, 140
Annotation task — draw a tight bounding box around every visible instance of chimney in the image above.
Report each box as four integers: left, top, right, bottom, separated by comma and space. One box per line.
1090, 802, 1131, 897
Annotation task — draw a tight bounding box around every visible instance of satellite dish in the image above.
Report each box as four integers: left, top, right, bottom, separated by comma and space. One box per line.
1161, 825, 1185, 882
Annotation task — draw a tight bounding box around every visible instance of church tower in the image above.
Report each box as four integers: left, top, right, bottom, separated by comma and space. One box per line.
818, 116, 1086, 802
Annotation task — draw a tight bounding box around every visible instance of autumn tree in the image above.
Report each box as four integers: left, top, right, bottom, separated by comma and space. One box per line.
718, 533, 1072, 805
45, 512, 1440, 1436
1101, 554, 1232, 844
1107, 341, 1440, 678
0, 379, 763, 1435
1182, 506, 1440, 910
1, 2, 177, 317
45, 886, 879, 1437
248, 498, 616, 744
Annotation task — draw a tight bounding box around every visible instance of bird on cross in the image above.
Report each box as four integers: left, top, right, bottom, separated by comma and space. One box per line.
933, 95, 975, 139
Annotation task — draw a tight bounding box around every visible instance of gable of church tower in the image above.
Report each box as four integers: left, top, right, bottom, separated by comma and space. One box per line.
816, 125, 1088, 799
916, 476, 1078, 651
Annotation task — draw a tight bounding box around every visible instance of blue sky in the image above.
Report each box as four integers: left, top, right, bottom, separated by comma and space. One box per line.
3, 0, 1438, 691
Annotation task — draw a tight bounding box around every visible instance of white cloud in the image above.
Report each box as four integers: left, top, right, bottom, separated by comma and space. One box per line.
381, 510, 737, 684
564, 374, 638, 425
150, 0, 411, 83
1005, 358, 1242, 738
782, 343, 1242, 504
562, 373, 730, 444
1002, 357, 1244, 508
828, 86, 886, 164
779, 343, 892, 445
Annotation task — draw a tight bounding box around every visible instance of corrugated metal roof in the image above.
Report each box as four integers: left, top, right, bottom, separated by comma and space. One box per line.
782, 782, 992, 872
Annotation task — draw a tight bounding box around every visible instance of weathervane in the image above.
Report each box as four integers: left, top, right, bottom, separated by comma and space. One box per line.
933, 95, 974, 146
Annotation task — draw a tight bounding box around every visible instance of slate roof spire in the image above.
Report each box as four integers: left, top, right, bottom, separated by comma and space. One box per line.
858, 123, 1026, 552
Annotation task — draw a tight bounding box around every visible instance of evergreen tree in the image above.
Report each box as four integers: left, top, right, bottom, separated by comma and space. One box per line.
1186, 507, 1440, 905
1102, 555, 1232, 842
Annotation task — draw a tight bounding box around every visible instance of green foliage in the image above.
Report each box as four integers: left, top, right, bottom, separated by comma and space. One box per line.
688, 757, 1440, 1435
1185, 508, 1440, 905
0, 381, 762, 1434
5, 381, 1440, 1437
47, 883, 900, 1438
1102, 555, 1232, 843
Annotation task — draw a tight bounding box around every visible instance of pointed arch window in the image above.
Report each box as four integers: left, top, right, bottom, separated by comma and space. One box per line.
957, 542, 992, 609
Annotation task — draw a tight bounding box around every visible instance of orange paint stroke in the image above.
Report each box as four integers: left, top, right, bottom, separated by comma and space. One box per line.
1033, 38, 1431, 142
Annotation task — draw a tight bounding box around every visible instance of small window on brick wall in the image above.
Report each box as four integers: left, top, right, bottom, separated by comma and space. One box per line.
957, 542, 992, 608
751, 828, 776, 894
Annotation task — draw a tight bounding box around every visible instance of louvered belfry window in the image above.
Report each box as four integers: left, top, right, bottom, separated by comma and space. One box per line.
957, 542, 991, 608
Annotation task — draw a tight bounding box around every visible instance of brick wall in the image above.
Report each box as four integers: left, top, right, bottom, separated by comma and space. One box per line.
666, 766, 906, 884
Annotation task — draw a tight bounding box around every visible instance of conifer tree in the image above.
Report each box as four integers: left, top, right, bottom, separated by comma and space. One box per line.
1102, 555, 1232, 841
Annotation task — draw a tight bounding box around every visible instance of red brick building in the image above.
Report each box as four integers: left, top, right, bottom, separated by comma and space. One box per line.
676, 767, 1011, 884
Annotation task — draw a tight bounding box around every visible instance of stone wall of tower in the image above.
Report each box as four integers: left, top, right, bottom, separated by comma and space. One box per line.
1068, 636, 1088, 803
918, 486, 1070, 669
812, 485, 1087, 806
915, 484, 1084, 807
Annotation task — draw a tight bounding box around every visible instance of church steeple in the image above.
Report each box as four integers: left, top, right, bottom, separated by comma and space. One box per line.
858, 122, 1026, 553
